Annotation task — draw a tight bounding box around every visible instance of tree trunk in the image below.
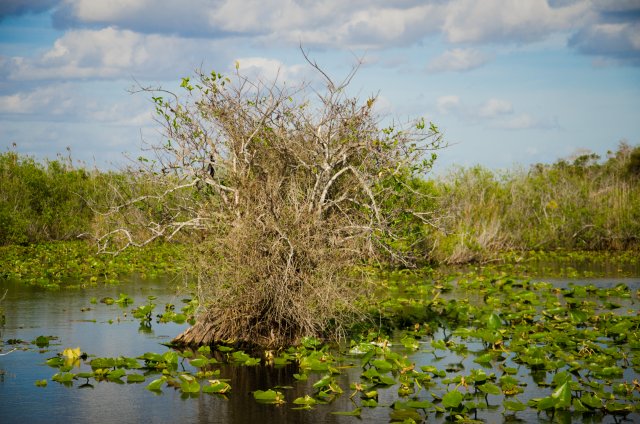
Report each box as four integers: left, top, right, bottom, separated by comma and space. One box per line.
172, 315, 219, 346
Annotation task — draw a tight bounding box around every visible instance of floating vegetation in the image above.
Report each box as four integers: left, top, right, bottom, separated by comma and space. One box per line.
35, 269, 639, 423
445, 249, 640, 281
0, 241, 184, 288
32, 335, 57, 348
253, 389, 286, 404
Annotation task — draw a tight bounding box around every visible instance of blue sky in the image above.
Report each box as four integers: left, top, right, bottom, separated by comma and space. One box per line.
1, 0, 639, 173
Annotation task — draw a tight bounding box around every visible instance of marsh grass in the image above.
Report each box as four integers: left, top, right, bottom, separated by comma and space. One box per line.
0, 151, 138, 245
429, 143, 640, 263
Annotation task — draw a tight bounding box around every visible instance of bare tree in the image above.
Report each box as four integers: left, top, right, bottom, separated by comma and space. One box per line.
95, 57, 443, 348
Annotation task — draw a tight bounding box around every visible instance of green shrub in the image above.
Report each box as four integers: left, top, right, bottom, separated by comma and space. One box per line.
627, 146, 640, 178
0, 152, 112, 245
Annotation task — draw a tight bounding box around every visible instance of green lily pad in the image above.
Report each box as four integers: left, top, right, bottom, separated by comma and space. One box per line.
551, 381, 572, 409
33, 335, 54, 347
361, 399, 378, 407
126, 373, 146, 383
45, 357, 64, 367
203, 380, 231, 394
244, 357, 261, 366
76, 372, 94, 379
107, 369, 126, 381
179, 374, 201, 393
487, 312, 502, 330
372, 359, 394, 372
404, 399, 434, 409
503, 399, 526, 412
52, 372, 75, 383
292, 395, 317, 406
331, 408, 361, 416
253, 389, 285, 404
146, 377, 166, 392
478, 382, 501, 396
581, 392, 603, 409
189, 357, 208, 368
90, 357, 116, 369
389, 408, 423, 422
442, 389, 464, 409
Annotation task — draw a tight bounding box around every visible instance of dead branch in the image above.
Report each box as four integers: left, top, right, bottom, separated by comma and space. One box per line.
96, 58, 444, 347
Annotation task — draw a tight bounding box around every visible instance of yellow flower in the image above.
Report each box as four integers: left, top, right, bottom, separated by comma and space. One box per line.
62, 347, 81, 359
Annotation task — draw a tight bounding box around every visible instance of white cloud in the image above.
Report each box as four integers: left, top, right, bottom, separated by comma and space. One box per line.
54, 0, 440, 48
55, 0, 218, 37
336, 5, 439, 48
0, 92, 38, 114
436, 95, 461, 114
491, 113, 560, 130
427, 48, 492, 73
17, 0, 630, 67
0, 82, 154, 127
68, 0, 148, 22
233, 2, 442, 49
477, 98, 513, 118
3, 27, 228, 81
53, 0, 587, 49
435, 95, 557, 130
208, 0, 308, 33
232, 57, 308, 84
492, 113, 537, 130
442, 0, 590, 44
0, 84, 74, 115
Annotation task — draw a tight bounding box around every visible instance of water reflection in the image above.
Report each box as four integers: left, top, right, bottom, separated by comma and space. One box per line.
0, 276, 189, 423
0, 277, 365, 423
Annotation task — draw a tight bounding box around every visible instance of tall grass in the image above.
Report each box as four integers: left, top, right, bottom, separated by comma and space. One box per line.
0, 151, 116, 245
428, 143, 640, 263
2, 143, 638, 266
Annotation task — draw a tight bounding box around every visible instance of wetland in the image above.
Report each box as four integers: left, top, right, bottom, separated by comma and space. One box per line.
1, 256, 639, 423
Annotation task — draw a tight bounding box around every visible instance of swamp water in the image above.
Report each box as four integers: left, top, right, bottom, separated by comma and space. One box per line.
1, 271, 639, 423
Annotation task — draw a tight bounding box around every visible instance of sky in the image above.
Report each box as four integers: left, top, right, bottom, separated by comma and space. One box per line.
0, 0, 639, 173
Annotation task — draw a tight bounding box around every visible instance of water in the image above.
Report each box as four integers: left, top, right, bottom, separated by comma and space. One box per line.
0, 276, 193, 423
1, 274, 639, 423
0, 277, 364, 423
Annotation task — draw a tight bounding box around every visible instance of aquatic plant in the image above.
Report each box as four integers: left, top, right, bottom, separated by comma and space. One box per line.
38, 269, 639, 422
0, 241, 184, 288
429, 142, 640, 263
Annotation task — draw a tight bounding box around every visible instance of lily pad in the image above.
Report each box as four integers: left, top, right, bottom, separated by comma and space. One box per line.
146, 377, 166, 392
503, 399, 526, 412
253, 389, 285, 404
126, 373, 146, 383
331, 408, 361, 416
478, 382, 501, 396
203, 380, 231, 394
442, 389, 464, 409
